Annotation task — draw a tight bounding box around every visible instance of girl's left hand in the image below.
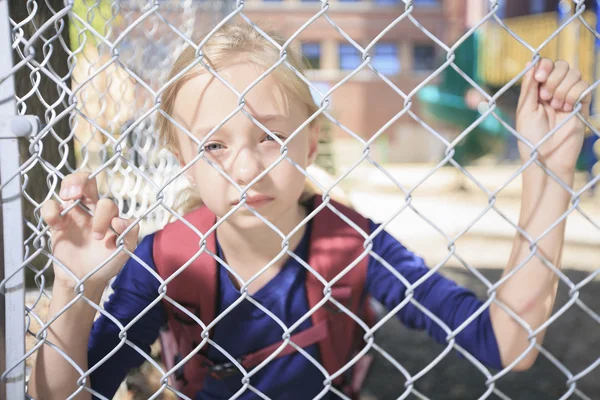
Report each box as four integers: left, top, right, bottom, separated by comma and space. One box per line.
515, 58, 592, 174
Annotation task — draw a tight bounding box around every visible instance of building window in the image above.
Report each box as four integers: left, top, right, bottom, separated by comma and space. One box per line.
413, 44, 435, 72
302, 43, 321, 69
339, 44, 362, 71
372, 43, 400, 75
530, 0, 545, 14
339, 43, 400, 75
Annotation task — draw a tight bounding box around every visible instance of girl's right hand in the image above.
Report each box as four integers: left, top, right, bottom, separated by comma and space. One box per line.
41, 172, 140, 290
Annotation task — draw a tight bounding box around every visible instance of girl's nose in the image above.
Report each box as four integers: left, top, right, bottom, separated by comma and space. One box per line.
232, 147, 263, 186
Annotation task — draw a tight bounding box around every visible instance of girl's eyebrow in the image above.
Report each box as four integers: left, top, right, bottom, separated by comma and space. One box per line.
192, 114, 287, 138
254, 114, 286, 124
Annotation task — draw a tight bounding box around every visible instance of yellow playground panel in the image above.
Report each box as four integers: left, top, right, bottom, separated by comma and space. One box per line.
478, 11, 596, 93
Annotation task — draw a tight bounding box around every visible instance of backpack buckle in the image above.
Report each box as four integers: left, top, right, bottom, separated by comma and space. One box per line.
206, 359, 242, 380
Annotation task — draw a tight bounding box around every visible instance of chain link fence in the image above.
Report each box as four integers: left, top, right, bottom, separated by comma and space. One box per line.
1, 0, 599, 399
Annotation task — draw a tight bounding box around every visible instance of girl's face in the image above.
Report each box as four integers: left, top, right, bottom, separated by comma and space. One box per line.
171, 62, 319, 229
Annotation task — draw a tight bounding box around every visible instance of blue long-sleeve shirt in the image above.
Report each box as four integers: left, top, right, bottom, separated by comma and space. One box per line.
88, 218, 501, 399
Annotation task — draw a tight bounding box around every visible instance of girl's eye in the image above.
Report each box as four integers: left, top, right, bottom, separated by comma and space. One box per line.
204, 143, 224, 152
263, 133, 285, 142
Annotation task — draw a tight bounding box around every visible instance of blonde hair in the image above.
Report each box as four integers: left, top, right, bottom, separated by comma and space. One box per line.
156, 23, 346, 216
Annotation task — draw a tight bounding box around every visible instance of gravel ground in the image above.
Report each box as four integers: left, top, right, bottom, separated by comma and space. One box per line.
361, 267, 599, 400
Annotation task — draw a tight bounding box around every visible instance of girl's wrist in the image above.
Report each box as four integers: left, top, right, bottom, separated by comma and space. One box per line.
521, 162, 575, 192
53, 278, 107, 301
520, 158, 576, 182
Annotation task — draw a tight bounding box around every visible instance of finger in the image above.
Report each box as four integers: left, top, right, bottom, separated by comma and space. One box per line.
518, 61, 540, 112
59, 172, 99, 211
564, 80, 592, 118
41, 199, 67, 231
111, 217, 140, 251
539, 60, 569, 101
91, 198, 120, 240
533, 58, 555, 84
550, 68, 582, 111
59, 172, 88, 199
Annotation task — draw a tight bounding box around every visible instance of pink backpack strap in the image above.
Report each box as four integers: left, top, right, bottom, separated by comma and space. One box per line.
154, 206, 219, 397
305, 195, 371, 391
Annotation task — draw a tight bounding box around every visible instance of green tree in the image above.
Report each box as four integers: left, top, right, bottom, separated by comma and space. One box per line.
69, 0, 121, 50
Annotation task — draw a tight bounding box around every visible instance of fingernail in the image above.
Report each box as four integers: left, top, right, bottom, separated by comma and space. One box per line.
563, 103, 573, 112
59, 186, 68, 198
116, 219, 126, 231
93, 231, 103, 240
535, 70, 546, 80
68, 186, 80, 197
540, 89, 551, 100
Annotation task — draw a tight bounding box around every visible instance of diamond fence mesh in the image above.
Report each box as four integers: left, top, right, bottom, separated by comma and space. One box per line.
1, 0, 599, 399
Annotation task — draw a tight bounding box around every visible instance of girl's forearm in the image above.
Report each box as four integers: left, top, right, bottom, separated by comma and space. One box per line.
28, 283, 105, 400
490, 164, 573, 370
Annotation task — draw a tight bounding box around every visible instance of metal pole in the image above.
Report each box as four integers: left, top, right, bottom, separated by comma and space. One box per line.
0, 0, 25, 398
589, 0, 600, 186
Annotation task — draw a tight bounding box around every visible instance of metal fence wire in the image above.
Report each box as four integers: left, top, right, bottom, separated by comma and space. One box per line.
1, 0, 600, 399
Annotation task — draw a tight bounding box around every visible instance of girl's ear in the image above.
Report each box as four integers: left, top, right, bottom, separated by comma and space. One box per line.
307, 123, 320, 165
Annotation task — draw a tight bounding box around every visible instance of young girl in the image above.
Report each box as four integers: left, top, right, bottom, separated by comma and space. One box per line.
29, 23, 591, 400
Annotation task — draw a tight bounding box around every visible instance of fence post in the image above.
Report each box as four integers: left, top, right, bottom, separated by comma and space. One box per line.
0, 0, 25, 398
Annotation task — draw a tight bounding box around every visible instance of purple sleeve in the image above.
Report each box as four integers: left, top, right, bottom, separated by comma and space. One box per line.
365, 220, 502, 370
88, 233, 167, 399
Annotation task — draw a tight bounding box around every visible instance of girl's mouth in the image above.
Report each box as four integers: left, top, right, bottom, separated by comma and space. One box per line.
231, 195, 274, 207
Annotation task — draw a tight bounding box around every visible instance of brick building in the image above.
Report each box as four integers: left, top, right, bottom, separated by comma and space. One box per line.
242, 0, 470, 163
